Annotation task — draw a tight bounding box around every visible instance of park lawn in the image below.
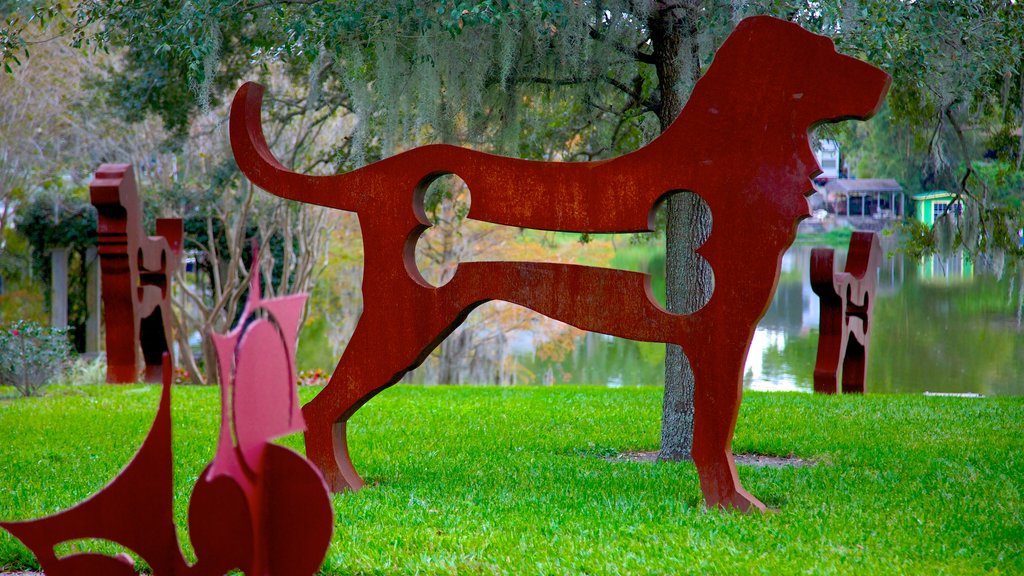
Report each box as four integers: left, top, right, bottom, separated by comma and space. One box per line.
0, 385, 1021, 575
791, 227, 857, 247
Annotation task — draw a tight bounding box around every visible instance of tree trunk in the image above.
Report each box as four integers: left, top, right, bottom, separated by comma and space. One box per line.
1018, 60, 1024, 171
651, 1, 708, 461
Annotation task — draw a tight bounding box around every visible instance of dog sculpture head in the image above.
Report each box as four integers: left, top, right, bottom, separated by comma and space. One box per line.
717, 16, 889, 177
671, 16, 889, 231
737, 17, 888, 123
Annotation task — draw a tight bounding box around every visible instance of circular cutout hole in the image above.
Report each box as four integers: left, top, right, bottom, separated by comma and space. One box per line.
415, 174, 472, 287
652, 190, 714, 314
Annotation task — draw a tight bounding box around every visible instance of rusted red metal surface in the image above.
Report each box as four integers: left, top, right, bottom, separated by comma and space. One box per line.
90, 164, 183, 383
0, 264, 332, 575
811, 231, 882, 394
231, 15, 890, 512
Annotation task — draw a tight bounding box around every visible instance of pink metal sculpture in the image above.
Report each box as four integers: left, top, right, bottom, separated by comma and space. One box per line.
231, 16, 890, 512
811, 231, 882, 394
90, 164, 183, 383
1, 263, 333, 575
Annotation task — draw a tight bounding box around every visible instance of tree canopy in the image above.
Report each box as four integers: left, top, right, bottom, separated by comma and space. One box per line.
3, 0, 1024, 455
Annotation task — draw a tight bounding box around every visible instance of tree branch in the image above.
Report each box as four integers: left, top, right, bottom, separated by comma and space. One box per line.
588, 25, 656, 64
512, 75, 599, 87
239, 0, 323, 13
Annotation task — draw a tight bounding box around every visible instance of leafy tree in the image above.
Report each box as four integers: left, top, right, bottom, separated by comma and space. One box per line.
833, 2, 1024, 261
15, 185, 96, 352
3, 7, 338, 385
151, 103, 333, 385
0, 0, 827, 459
0, 16, 182, 345
7, 1, 1023, 457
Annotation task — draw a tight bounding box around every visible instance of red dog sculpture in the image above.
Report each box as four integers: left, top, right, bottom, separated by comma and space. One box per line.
811, 231, 882, 394
231, 16, 890, 512
90, 164, 183, 383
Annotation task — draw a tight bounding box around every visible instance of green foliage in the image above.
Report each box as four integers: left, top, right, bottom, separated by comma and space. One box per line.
975, 160, 1024, 207
986, 126, 1020, 165
295, 315, 337, 372
0, 229, 46, 324
0, 385, 1020, 573
834, 2, 1024, 261
0, 287, 45, 325
0, 1, 688, 163
16, 186, 97, 257
0, 320, 71, 397
897, 219, 936, 259
843, 103, 931, 194
4, 2, 1024, 251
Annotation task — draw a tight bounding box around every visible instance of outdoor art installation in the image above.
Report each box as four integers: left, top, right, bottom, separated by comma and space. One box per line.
230, 15, 891, 512
0, 262, 333, 575
90, 164, 183, 383
811, 231, 882, 394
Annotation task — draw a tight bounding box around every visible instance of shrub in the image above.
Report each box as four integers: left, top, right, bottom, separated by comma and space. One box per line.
0, 320, 72, 397
64, 356, 107, 386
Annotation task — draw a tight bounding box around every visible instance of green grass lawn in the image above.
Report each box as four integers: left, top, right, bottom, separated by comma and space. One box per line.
792, 227, 857, 247
0, 385, 1021, 574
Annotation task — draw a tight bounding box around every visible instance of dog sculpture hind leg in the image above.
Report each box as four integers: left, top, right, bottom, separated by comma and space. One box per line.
230, 16, 890, 512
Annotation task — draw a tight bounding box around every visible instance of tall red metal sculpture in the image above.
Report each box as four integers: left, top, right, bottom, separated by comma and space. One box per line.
811, 231, 882, 395
231, 16, 890, 512
0, 262, 333, 575
90, 164, 183, 383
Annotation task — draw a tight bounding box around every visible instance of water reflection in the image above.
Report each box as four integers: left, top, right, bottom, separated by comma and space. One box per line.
523, 243, 1024, 396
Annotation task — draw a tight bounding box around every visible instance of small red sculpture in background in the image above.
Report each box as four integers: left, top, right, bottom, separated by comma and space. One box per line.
811, 232, 882, 394
0, 261, 333, 576
231, 16, 891, 512
90, 164, 183, 383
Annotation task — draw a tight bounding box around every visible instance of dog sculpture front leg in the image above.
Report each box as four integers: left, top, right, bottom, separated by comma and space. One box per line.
689, 333, 767, 512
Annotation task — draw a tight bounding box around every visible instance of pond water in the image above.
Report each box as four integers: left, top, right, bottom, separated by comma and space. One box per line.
521, 244, 1024, 396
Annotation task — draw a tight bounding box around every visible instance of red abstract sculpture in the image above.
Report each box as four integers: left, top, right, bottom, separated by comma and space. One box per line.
811, 231, 882, 395
90, 164, 183, 383
1, 263, 332, 575
231, 16, 890, 512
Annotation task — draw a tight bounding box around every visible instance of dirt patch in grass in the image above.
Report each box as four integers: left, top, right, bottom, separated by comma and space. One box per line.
604, 450, 817, 468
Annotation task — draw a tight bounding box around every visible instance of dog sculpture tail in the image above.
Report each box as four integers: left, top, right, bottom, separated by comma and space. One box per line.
230, 83, 370, 213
